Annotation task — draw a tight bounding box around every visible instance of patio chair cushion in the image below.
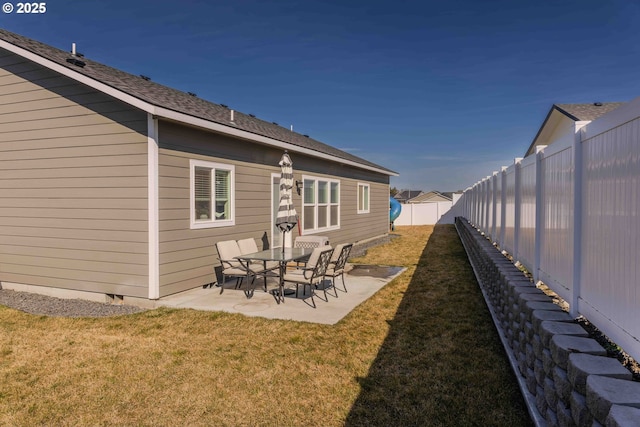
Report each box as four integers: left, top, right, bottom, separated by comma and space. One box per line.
215, 240, 253, 292
237, 238, 259, 254
216, 240, 244, 271
326, 243, 352, 275
237, 238, 278, 271
222, 265, 249, 276
304, 244, 332, 268
217, 240, 266, 274
325, 243, 353, 294
284, 245, 332, 283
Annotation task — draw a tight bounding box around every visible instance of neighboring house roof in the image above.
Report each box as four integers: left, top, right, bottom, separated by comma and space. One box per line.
408, 191, 453, 203
0, 29, 397, 176
525, 102, 625, 157
554, 102, 625, 121
393, 190, 423, 202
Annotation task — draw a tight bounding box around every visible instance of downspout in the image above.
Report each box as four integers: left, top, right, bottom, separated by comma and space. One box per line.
147, 114, 160, 299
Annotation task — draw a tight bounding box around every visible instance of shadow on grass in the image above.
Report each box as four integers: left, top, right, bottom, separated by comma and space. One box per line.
344, 225, 533, 427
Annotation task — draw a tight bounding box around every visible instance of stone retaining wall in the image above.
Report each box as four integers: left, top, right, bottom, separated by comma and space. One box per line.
454, 217, 640, 427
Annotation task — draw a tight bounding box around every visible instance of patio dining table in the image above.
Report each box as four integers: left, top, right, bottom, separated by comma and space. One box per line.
235, 248, 313, 303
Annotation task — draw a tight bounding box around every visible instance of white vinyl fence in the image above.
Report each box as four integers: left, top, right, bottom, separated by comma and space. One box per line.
394, 194, 462, 225
394, 201, 452, 225
459, 99, 640, 363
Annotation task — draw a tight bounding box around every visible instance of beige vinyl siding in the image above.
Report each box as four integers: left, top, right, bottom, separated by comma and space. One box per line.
331, 180, 389, 245
157, 155, 278, 295
0, 49, 150, 297
157, 121, 390, 295
158, 123, 279, 295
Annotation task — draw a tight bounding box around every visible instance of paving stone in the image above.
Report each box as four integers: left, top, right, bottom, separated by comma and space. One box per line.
523, 301, 564, 321
531, 309, 574, 333
543, 347, 555, 375
525, 301, 563, 311
570, 391, 593, 426
536, 384, 548, 415
506, 302, 522, 320
526, 367, 537, 395
511, 310, 522, 327
556, 400, 576, 427
535, 358, 546, 386
533, 333, 546, 359
539, 321, 589, 347
517, 331, 526, 352
586, 375, 640, 424
519, 292, 554, 307
507, 309, 515, 324
553, 366, 571, 405
551, 335, 607, 370
508, 283, 539, 300
497, 294, 506, 310
546, 406, 559, 427
505, 326, 513, 343
498, 271, 521, 281
498, 266, 522, 276
519, 311, 526, 326
526, 343, 536, 370
545, 376, 559, 409
500, 272, 529, 285
518, 351, 528, 377
605, 404, 640, 427
510, 334, 519, 352
568, 353, 632, 395
524, 320, 534, 340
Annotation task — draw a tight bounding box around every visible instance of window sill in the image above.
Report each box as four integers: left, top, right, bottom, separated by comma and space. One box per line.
190, 219, 235, 229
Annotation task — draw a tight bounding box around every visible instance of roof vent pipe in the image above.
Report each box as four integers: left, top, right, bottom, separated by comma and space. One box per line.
71, 43, 76, 56
290, 125, 293, 131
230, 109, 234, 121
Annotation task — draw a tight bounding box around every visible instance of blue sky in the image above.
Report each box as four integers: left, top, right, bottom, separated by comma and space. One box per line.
2, 0, 640, 191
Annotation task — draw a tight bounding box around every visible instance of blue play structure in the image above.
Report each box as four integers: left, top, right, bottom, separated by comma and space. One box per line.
389, 197, 401, 230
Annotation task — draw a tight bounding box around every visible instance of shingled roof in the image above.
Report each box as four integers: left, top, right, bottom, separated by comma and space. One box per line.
0, 29, 397, 176
525, 102, 626, 156
555, 102, 625, 121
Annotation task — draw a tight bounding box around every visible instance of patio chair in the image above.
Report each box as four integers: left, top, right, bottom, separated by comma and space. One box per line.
237, 238, 279, 292
325, 243, 353, 295
282, 245, 334, 308
292, 235, 329, 267
215, 240, 254, 294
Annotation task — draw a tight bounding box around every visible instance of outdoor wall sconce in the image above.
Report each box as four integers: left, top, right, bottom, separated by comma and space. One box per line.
295, 180, 303, 195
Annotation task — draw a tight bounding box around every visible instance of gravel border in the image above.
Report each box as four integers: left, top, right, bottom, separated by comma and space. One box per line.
0, 234, 398, 318
0, 289, 147, 318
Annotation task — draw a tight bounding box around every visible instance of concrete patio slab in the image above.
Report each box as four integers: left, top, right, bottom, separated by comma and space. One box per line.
155, 265, 405, 325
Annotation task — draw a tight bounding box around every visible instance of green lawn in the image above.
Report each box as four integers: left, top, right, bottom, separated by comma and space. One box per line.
0, 225, 532, 426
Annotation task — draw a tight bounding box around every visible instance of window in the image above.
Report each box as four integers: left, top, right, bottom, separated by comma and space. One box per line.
302, 176, 339, 232
190, 159, 234, 229
358, 183, 370, 213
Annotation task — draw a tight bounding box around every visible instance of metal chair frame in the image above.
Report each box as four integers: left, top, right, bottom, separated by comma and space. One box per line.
283, 247, 333, 308
326, 243, 353, 295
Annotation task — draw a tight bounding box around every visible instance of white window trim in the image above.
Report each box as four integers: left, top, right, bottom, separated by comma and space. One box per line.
189, 159, 235, 229
357, 182, 370, 214
302, 175, 340, 233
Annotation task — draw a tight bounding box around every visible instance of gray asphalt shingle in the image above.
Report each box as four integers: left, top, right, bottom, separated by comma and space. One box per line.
555, 102, 625, 121
0, 28, 396, 175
